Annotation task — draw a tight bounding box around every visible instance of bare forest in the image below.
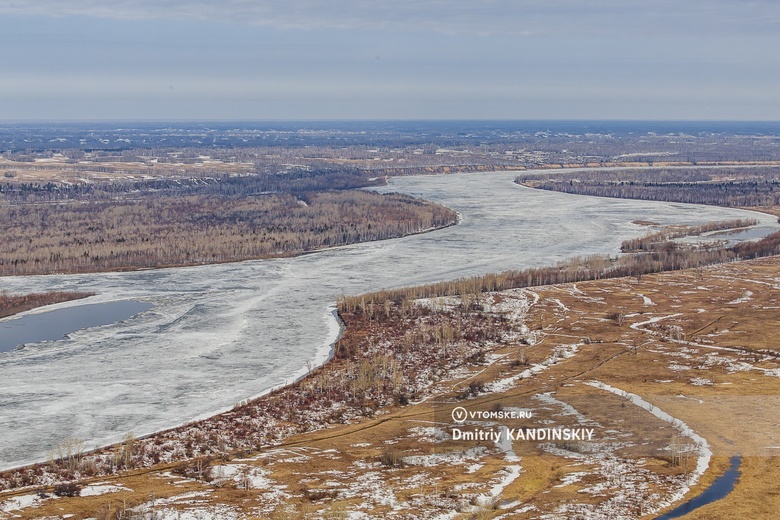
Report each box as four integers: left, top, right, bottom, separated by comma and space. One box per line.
0, 191, 456, 276
0, 160, 459, 276
518, 166, 780, 208
620, 218, 758, 252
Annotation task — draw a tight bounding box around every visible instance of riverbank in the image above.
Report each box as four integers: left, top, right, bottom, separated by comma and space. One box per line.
3, 256, 778, 518
0, 291, 94, 319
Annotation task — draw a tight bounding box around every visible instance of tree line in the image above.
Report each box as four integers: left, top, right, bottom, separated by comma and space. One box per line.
518, 167, 780, 208
338, 229, 780, 318
620, 218, 758, 252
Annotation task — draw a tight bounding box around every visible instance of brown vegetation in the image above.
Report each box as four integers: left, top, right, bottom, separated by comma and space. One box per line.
0, 191, 456, 275
0, 291, 94, 319
620, 218, 758, 252
5, 258, 779, 518
337, 227, 780, 311
518, 166, 780, 208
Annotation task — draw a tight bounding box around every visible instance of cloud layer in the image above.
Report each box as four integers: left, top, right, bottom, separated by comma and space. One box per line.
2, 0, 778, 35
1, 1, 779, 119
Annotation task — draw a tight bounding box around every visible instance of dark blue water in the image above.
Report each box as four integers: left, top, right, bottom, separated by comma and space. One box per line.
656, 456, 742, 519
0, 300, 152, 353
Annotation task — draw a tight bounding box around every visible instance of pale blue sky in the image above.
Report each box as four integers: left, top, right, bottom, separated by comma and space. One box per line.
1, 1, 779, 120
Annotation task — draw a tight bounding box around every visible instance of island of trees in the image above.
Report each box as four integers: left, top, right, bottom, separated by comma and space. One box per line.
0, 169, 457, 276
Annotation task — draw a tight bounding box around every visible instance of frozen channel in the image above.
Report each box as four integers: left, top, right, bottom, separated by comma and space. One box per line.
0, 170, 776, 469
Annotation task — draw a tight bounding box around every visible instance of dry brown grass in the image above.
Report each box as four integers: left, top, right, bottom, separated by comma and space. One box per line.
4, 258, 779, 519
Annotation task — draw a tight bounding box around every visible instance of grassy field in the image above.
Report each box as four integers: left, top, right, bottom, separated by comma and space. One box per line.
2, 256, 778, 519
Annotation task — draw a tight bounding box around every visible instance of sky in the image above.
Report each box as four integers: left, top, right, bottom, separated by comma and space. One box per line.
1, 0, 779, 121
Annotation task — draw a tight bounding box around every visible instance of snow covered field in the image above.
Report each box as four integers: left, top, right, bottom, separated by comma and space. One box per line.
1, 170, 776, 470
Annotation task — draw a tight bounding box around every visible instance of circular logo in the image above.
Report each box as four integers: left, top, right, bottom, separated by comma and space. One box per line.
451, 406, 468, 424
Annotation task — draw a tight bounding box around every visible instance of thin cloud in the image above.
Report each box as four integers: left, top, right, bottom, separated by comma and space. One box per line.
1, 1, 778, 120
0, 1, 778, 36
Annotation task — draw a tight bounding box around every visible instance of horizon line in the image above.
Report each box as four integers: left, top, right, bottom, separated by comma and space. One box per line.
2, 118, 780, 125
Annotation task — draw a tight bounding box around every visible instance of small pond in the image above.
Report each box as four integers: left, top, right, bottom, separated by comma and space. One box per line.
0, 300, 152, 353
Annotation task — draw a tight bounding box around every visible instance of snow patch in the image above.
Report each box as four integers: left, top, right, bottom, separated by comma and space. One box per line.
485, 344, 580, 393
80, 483, 132, 496
638, 293, 656, 306
0, 494, 43, 512
727, 290, 753, 305
585, 380, 712, 514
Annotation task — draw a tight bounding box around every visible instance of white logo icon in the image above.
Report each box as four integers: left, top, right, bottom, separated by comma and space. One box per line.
451, 406, 468, 423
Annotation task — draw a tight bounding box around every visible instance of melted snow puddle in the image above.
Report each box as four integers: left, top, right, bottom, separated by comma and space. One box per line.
0, 300, 152, 353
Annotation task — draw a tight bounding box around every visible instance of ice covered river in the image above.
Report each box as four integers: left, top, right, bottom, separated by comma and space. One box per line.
1, 170, 777, 469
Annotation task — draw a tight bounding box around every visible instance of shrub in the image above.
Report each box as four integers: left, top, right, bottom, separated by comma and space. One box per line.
53, 482, 81, 497
379, 449, 405, 468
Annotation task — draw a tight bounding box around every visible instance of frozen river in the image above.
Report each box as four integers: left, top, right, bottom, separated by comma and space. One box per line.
1, 170, 776, 469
